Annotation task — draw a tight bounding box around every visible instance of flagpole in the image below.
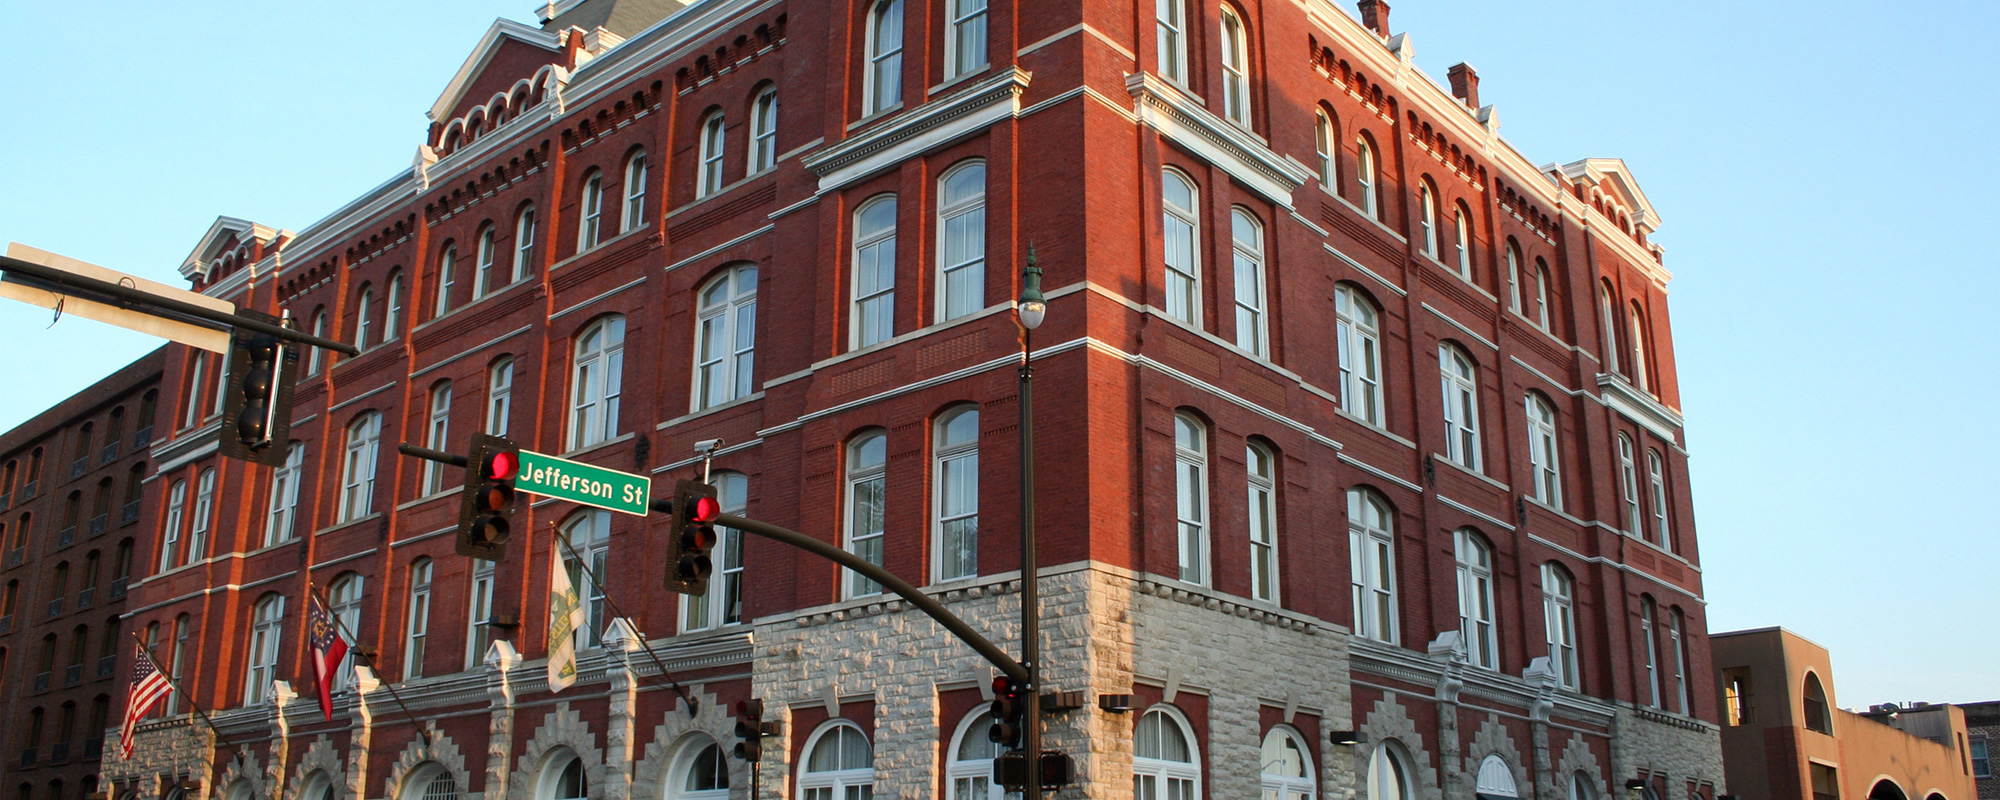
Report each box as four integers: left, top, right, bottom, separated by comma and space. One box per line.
128, 631, 236, 752
551, 524, 700, 717
305, 581, 433, 747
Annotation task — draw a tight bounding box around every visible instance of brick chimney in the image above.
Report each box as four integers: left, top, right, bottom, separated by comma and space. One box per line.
1447, 62, 1479, 109
1357, 0, 1390, 37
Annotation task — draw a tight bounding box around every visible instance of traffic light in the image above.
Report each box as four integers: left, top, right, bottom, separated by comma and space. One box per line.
988, 675, 1027, 749
456, 433, 520, 560
665, 479, 720, 596
733, 699, 767, 762
219, 309, 297, 467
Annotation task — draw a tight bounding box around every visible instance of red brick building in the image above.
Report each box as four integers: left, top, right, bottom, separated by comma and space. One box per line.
86, 0, 1719, 797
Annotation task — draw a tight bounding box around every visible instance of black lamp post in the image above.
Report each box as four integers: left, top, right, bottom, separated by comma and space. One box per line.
1017, 245, 1046, 796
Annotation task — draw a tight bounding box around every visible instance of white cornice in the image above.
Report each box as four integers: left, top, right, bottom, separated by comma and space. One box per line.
803, 68, 1031, 192
179, 216, 278, 279
428, 18, 563, 123
1596, 373, 1683, 440
1127, 72, 1315, 209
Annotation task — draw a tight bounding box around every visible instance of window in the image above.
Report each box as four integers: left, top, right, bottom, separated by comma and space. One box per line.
474, 225, 499, 299
169, 614, 193, 711
245, 594, 284, 703
1722, 668, 1753, 726
1418, 182, 1438, 257
1617, 435, 1640, 534
182, 352, 206, 429
158, 480, 185, 572
1219, 6, 1251, 125
1246, 441, 1279, 603
385, 272, 405, 341
1349, 488, 1396, 643
568, 316, 626, 450
1368, 742, 1412, 800
543, 756, 587, 800
1173, 413, 1208, 585
851, 197, 898, 348
514, 206, 537, 282
465, 558, 496, 669
187, 468, 215, 563
699, 113, 726, 198
1647, 451, 1673, 549
946, 0, 987, 78
1315, 110, 1336, 188
403, 558, 432, 680
211, 352, 227, 418
1357, 136, 1380, 219
355, 285, 374, 350
683, 472, 748, 632
487, 358, 514, 436
750, 88, 779, 174
946, 711, 1003, 800
865, 0, 904, 115
1535, 259, 1552, 330
578, 171, 604, 250
1542, 563, 1578, 689
1569, 772, 1594, 800
1453, 203, 1473, 278
1335, 284, 1384, 425
672, 739, 730, 799
937, 162, 987, 321
341, 412, 382, 522
695, 265, 758, 410
1526, 394, 1562, 509
798, 721, 873, 800
1969, 735, 1988, 778
1260, 727, 1314, 800
435, 244, 457, 317
307, 310, 328, 375
623, 151, 648, 231
1454, 528, 1497, 669
1439, 344, 1482, 471
1598, 283, 1619, 373
1628, 306, 1650, 391
1670, 607, 1689, 713
1133, 707, 1199, 799
423, 382, 452, 495
561, 511, 612, 649
1803, 673, 1832, 734
933, 407, 980, 583
1231, 208, 1267, 356
1161, 169, 1200, 324
329, 575, 362, 691
1156, 0, 1187, 83
844, 431, 887, 598
1640, 596, 1661, 708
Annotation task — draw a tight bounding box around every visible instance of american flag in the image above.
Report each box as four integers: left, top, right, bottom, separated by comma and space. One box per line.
307, 590, 351, 721
119, 642, 172, 759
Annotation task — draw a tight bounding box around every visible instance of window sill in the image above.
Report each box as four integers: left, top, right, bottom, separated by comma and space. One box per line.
846, 103, 906, 132
549, 224, 651, 275
929, 66, 990, 97
396, 490, 457, 512
1431, 452, 1508, 492
315, 513, 383, 538
559, 431, 637, 461
1334, 409, 1415, 449
659, 391, 766, 431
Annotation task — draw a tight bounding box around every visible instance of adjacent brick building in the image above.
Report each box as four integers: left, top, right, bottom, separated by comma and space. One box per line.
1958, 701, 1996, 800
66, 0, 1724, 797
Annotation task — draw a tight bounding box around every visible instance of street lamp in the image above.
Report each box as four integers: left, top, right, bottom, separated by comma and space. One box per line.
1017, 244, 1045, 796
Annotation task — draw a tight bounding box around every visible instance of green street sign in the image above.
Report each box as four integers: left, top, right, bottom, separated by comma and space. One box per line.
515, 449, 652, 516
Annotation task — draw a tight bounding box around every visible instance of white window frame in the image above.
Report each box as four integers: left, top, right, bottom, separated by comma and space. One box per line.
1161, 169, 1201, 325
561, 511, 612, 649
435, 244, 457, 317
937, 161, 987, 322
1526, 394, 1562, 509
355, 286, 374, 350
1628, 306, 1650, 392
513, 205, 537, 282
578, 171, 604, 251
341, 412, 382, 522
1440, 344, 1483, 472
1156, 0, 1187, 84
682, 472, 748, 633
1348, 488, 1397, 643
851, 196, 898, 349
946, 0, 988, 79
1454, 528, 1497, 669
864, 0, 904, 116
1369, 741, 1413, 800
1260, 726, 1316, 800
403, 557, 432, 680
308, 311, 328, 375
798, 721, 874, 800
486, 358, 514, 437
1246, 441, 1277, 604
1617, 434, 1641, 534
1535, 259, 1552, 330
245, 594, 284, 704
750, 88, 779, 174
328, 575, 362, 691
423, 382, 452, 495
188, 467, 215, 563
158, 479, 185, 572
946, 710, 1004, 800
385, 272, 404, 342
700, 113, 726, 198
1173, 412, 1208, 585
1599, 284, 1620, 373
1648, 451, 1671, 549
933, 407, 980, 583
567, 316, 625, 451
1219, 6, 1251, 125
1640, 596, 1661, 708
1454, 204, 1473, 278
694, 265, 758, 411
1418, 183, 1438, 257
1543, 563, 1578, 689
1314, 110, 1335, 188
465, 558, 496, 669
1335, 284, 1384, 426
265, 443, 303, 546
1357, 136, 1380, 219
623, 150, 648, 232
1134, 706, 1201, 800
1670, 608, 1690, 714
844, 432, 887, 599
474, 226, 498, 299
183, 352, 205, 429
1231, 208, 1268, 356
670, 738, 731, 799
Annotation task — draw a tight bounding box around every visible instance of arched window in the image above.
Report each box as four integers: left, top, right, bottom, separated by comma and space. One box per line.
299, 773, 335, 800
698, 113, 726, 198
165, 613, 190, 714
1803, 673, 1832, 734
1335, 284, 1384, 425
1219, 6, 1251, 125
1526, 394, 1562, 508
844, 431, 887, 598
187, 468, 215, 563
695, 265, 759, 411
683, 472, 748, 632
670, 738, 730, 799
1231, 208, 1268, 356
328, 574, 362, 691
487, 357, 515, 437
157, 480, 186, 572
865, 0, 904, 115
750, 87, 779, 174
1569, 772, 1596, 800
1348, 487, 1396, 643
933, 407, 980, 582
561, 511, 612, 648
1246, 441, 1278, 603
1173, 412, 1208, 585
947, 710, 1004, 798
1161, 169, 1200, 324
423, 382, 453, 495
399, 768, 457, 800
244, 594, 284, 703
1134, 707, 1200, 798
1454, 528, 1497, 668
1534, 258, 1552, 330
538, 753, 586, 800
307, 310, 329, 375
1439, 344, 1482, 471
1670, 607, 1690, 713
514, 205, 538, 282
1648, 451, 1671, 549
568, 316, 626, 450
937, 162, 987, 321
1542, 563, 1578, 689
474, 225, 499, 299
798, 721, 873, 799
466, 556, 497, 669
1476, 756, 1520, 800
333, 412, 380, 525
1314, 109, 1337, 188
1357, 135, 1381, 219
1417, 181, 1439, 257
403, 557, 433, 680
1156, 0, 1187, 83
1368, 742, 1413, 800
1261, 727, 1314, 799
947, 0, 988, 78
434, 243, 458, 318
182, 352, 207, 429
851, 196, 898, 349
1598, 282, 1619, 373
354, 285, 374, 350
1616, 434, 1640, 534
623, 150, 648, 231
578, 171, 605, 250
1640, 595, 1661, 708
1628, 305, 1651, 391
385, 271, 405, 341
1505, 240, 1523, 313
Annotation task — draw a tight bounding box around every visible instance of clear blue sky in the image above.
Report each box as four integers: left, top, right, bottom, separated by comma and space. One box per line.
2, 1, 1993, 705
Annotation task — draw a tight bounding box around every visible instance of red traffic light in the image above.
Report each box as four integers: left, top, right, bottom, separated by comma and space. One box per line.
486, 450, 517, 481
692, 495, 722, 523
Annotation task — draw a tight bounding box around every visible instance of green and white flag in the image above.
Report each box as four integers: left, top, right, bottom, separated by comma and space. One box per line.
547, 546, 585, 692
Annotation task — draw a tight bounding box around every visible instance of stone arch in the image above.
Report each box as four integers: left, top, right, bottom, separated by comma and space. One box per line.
286, 736, 347, 800
1360, 695, 1443, 800
1554, 734, 1606, 800
632, 687, 744, 800
381, 726, 469, 800
218, 750, 268, 800
507, 702, 606, 800
1461, 717, 1530, 800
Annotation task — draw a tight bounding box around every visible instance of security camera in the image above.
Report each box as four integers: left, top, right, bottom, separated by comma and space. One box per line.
695, 438, 724, 455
